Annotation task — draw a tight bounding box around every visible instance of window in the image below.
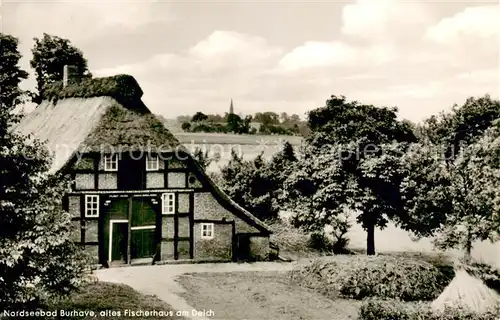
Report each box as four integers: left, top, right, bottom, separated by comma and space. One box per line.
201, 223, 214, 239
85, 195, 99, 217
103, 154, 118, 171
161, 193, 175, 214
146, 155, 159, 171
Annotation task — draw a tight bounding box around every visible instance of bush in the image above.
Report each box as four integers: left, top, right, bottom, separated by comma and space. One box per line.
268, 219, 310, 253
290, 256, 450, 301
359, 299, 500, 320
308, 232, 331, 251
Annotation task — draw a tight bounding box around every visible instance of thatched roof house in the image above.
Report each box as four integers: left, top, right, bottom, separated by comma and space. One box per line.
15, 69, 272, 266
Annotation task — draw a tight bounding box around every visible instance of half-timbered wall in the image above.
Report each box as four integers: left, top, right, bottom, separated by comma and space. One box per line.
67, 152, 269, 265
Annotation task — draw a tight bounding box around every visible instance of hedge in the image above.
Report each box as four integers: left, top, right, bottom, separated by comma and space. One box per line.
359, 299, 500, 320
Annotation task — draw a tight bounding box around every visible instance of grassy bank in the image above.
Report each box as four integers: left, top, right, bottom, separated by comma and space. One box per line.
43, 282, 187, 320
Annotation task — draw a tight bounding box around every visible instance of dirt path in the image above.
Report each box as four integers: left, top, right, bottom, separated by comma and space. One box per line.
95, 262, 296, 320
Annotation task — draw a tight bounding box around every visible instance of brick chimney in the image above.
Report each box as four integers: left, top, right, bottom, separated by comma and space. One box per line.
63, 65, 80, 87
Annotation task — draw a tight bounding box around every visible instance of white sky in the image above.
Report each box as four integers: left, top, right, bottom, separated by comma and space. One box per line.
2, 0, 500, 122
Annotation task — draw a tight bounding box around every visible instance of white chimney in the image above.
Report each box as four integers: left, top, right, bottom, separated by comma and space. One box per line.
63, 65, 79, 87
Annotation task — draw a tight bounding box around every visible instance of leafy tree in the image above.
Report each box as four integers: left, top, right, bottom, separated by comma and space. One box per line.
191, 111, 208, 122
400, 126, 500, 260
226, 113, 252, 134
218, 144, 297, 221
419, 95, 500, 160
219, 151, 277, 220
254, 112, 279, 126
284, 95, 416, 255
30, 33, 91, 103
1, 33, 87, 309
0, 35, 29, 116
267, 141, 297, 205
207, 114, 224, 122
280, 112, 289, 124
181, 122, 191, 132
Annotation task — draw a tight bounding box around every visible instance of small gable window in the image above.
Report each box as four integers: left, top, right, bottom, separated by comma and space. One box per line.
85, 195, 99, 217
146, 155, 159, 171
201, 223, 214, 239
103, 154, 118, 171
162, 193, 175, 214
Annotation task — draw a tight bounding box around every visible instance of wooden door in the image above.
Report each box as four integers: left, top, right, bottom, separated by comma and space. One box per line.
130, 198, 158, 260
109, 220, 128, 263
235, 235, 252, 261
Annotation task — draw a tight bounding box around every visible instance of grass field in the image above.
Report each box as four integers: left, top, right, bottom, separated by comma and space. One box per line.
176, 271, 360, 320
279, 210, 500, 268
177, 132, 302, 172
177, 132, 303, 145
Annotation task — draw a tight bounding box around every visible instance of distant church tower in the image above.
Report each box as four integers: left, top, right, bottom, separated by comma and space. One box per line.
229, 98, 234, 115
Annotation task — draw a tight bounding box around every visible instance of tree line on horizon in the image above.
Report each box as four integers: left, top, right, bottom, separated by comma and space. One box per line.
178, 111, 309, 135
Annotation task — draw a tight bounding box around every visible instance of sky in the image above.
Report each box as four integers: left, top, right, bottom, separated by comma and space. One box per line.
2, 0, 500, 122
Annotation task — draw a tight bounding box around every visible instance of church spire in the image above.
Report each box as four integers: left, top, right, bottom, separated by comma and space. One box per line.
229, 98, 234, 115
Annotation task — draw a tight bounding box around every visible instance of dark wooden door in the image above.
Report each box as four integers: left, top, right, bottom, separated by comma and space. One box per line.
111, 222, 128, 262
130, 198, 158, 260
118, 154, 145, 190
236, 235, 252, 261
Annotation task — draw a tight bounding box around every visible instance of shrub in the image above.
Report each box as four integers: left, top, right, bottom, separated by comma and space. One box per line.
359, 299, 500, 320
308, 232, 331, 251
290, 256, 449, 301
268, 219, 310, 254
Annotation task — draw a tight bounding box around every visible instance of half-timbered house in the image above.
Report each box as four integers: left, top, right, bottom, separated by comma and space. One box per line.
15, 67, 272, 267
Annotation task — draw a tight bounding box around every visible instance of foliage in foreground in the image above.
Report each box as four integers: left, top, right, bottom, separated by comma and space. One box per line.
46, 282, 185, 320
290, 256, 449, 301
358, 299, 500, 320
1, 33, 88, 310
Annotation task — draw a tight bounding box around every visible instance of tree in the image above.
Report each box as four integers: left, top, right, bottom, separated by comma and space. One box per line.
418, 95, 500, 160
1, 33, 87, 309
191, 111, 208, 122
30, 33, 91, 103
226, 113, 252, 134
218, 145, 297, 221
181, 122, 191, 132
284, 95, 416, 255
280, 112, 289, 124
400, 124, 500, 261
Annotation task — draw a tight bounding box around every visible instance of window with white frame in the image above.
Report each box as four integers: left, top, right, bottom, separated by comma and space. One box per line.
85, 195, 99, 217
201, 223, 214, 239
146, 154, 159, 171
103, 154, 118, 171
161, 193, 175, 214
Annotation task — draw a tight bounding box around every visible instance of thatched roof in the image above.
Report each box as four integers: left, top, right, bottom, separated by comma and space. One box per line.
14, 75, 272, 234
431, 269, 500, 314
42, 75, 145, 110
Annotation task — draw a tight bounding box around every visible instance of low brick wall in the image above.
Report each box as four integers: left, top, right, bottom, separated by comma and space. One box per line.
193, 223, 233, 260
